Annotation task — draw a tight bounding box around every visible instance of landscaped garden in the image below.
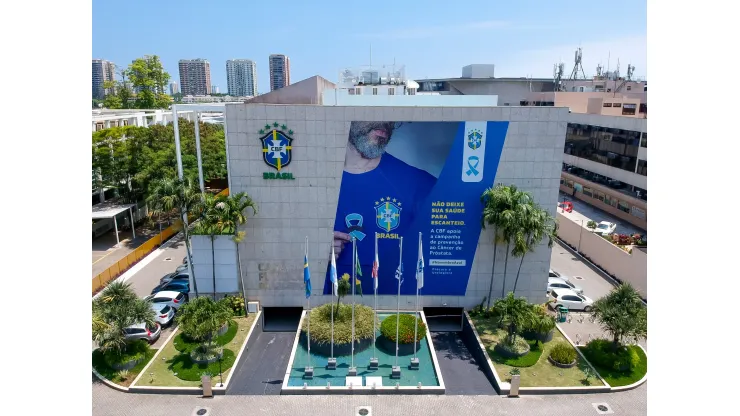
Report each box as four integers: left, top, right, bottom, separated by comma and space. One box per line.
92, 281, 159, 387
469, 293, 603, 387
136, 296, 256, 387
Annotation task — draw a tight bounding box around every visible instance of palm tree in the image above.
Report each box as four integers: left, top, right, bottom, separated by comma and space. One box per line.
481, 185, 505, 309
176, 296, 232, 347
491, 293, 535, 345
193, 193, 220, 297
147, 177, 202, 297
92, 281, 156, 355
592, 283, 647, 350
497, 185, 531, 299
217, 192, 257, 301
512, 204, 557, 293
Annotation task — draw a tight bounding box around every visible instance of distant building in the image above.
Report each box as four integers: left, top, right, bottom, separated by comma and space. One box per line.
178, 59, 212, 96
212, 86, 220, 94
226, 59, 258, 97
92, 59, 116, 99
269, 54, 290, 91
169, 82, 179, 95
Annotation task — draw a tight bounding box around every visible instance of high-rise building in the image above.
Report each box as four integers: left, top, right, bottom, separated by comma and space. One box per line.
92, 59, 116, 99
212, 86, 220, 94
226, 59, 258, 97
169, 82, 179, 95
269, 54, 290, 91
178, 59, 212, 96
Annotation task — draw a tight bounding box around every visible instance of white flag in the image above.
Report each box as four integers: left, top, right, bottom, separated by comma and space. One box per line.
330, 245, 339, 296
416, 234, 424, 290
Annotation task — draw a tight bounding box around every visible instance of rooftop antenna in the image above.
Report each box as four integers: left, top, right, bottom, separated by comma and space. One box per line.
626, 64, 635, 81
568, 47, 586, 81
369, 44, 372, 67
553, 62, 565, 92
596, 63, 603, 78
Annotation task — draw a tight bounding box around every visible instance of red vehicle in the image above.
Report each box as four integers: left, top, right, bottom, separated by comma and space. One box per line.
559, 201, 573, 213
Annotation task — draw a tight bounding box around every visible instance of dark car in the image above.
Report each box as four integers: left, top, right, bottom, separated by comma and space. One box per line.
151, 281, 190, 300
159, 271, 190, 285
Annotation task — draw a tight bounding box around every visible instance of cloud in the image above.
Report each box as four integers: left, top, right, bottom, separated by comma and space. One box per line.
355, 20, 521, 40
496, 35, 648, 79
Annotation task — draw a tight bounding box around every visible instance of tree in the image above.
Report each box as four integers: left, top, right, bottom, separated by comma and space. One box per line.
127, 55, 171, 109
147, 177, 202, 297
334, 273, 361, 317
92, 281, 156, 355
491, 293, 535, 345
512, 204, 557, 293
587, 220, 597, 230
481, 184, 505, 308
591, 283, 647, 350
176, 296, 232, 346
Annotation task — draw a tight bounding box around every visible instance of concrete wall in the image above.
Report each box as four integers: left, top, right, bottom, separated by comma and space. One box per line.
225, 104, 568, 309
555, 212, 647, 299
322, 92, 499, 107
191, 234, 240, 296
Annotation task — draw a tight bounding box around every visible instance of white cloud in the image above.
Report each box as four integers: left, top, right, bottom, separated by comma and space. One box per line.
354, 20, 559, 40
496, 35, 648, 79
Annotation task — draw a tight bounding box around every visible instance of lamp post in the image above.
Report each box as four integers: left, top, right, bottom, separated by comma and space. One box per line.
218, 354, 223, 387
577, 219, 584, 253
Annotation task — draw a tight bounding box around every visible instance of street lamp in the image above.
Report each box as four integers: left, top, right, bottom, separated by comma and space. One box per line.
577, 219, 585, 253
218, 354, 223, 387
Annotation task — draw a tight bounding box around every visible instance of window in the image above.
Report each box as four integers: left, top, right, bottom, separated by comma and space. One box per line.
637, 160, 647, 176
618, 201, 630, 213
596, 191, 606, 202
388, 88, 395, 95
583, 187, 593, 198
639, 103, 647, 114
566, 180, 574, 188
408, 88, 416, 95
563, 295, 581, 302
520, 100, 529, 106
626, 85, 632, 91
644, 85, 647, 92
631, 206, 646, 219
372, 87, 378, 95
348, 89, 355, 95
603, 102, 613, 107
613, 103, 622, 108
640, 132, 647, 148
622, 103, 637, 115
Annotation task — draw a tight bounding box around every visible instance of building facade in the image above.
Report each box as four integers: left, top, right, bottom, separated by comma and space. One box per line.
92, 59, 116, 99
269, 54, 290, 91
178, 59, 212, 96
219, 104, 566, 309
169, 82, 179, 95
227, 59, 258, 97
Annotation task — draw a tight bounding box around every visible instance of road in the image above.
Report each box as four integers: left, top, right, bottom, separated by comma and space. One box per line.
558, 191, 646, 237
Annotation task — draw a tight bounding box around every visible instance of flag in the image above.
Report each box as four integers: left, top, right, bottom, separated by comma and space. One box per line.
372, 235, 379, 292
395, 262, 404, 285
416, 236, 424, 290
354, 242, 363, 297
303, 254, 311, 299
329, 245, 338, 296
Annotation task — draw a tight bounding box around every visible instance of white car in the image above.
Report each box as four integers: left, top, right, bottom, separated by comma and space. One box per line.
152, 303, 175, 326
547, 277, 584, 294
592, 221, 616, 235
549, 269, 560, 278
145, 290, 187, 311
550, 288, 594, 312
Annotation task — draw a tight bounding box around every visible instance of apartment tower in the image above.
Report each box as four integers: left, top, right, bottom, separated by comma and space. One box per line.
178, 59, 212, 96
92, 59, 116, 99
226, 59, 258, 97
268, 54, 290, 91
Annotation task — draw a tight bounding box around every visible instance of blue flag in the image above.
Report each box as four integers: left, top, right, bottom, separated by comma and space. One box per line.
303, 254, 311, 299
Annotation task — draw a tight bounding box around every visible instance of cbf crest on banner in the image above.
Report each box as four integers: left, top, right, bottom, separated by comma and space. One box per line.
375, 197, 402, 232
258, 122, 293, 171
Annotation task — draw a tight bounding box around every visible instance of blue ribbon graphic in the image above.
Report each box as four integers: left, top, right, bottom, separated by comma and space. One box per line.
466, 156, 480, 176
345, 213, 366, 241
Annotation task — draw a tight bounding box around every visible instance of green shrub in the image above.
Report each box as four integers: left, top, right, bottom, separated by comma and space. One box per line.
103, 339, 149, 367
380, 314, 427, 344
549, 342, 577, 364
169, 348, 236, 381
222, 295, 246, 316
174, 320, 236, 352
495, 335, 530, 356
302, 303, 377, 345
490, 339, 542, 367
583, 339, 640, 372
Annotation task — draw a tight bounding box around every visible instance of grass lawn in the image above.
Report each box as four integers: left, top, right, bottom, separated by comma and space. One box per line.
579, 345, 647, 387
92, 348, 156, 387
471, 316, 604, 387
136, 314, 256, 387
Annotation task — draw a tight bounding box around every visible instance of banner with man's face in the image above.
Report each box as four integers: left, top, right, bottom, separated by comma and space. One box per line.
324, 121, 509, 296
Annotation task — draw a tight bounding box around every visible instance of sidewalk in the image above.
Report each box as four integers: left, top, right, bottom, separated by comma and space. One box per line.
92, 220, 175, 277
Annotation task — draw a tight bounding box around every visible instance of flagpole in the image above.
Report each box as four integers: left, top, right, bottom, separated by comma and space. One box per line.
328, 242, 338, 370
303, 236, 313, 379
395, 236, 403, 368
330, 245, 334, 361
373, 232, 378, 360
413, 232, 420, 362
306, 236, 311, 371
349, 236, 357, 376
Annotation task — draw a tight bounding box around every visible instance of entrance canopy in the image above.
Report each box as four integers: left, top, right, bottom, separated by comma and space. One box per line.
92, 201, 137, 245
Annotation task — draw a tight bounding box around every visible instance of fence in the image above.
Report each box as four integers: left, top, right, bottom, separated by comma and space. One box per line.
92, 188, 229, 294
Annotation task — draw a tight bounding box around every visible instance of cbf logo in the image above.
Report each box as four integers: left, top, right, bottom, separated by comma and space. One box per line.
467, 129, 483, 150
258, 122, 294, 171
375, 197, 402, 232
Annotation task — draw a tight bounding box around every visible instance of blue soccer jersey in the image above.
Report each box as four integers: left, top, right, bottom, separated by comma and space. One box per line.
324, 152, 436, 295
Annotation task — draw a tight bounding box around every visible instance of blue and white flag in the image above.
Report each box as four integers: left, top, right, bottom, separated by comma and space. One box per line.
329, 245, 338, 296
395, 262, 404, 285
303, 254, 311, 299
416, 235, 424, 290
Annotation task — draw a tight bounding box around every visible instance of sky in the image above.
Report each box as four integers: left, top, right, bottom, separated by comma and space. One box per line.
92, 0, 646, 95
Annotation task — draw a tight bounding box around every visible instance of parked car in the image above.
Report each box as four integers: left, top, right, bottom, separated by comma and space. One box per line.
123, 322, 161, 344
151, 304, 175, 326
549, 269, 561, 278
549, 288, 594, 312
175, 263, 189, 273
145, 290, 187, 311
151, 281, 190, 299
182, 256, 187, 264
592, 221, 616, 235
547, 276, 584, 294
159, 270, 190, 285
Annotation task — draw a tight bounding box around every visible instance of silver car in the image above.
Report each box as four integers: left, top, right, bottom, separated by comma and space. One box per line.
123, 322, 161, 344
152, 304, 175, 326
145, 290, 187, 311
548, 276, 584, 294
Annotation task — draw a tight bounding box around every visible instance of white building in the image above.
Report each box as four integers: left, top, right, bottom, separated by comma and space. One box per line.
169, 82, 179, 95
227, 59, 258, 97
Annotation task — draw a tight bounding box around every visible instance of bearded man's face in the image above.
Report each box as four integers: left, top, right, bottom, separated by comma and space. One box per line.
348, 121, 395, 159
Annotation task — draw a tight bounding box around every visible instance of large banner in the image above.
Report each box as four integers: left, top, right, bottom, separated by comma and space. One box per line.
323, 121, 508, 296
